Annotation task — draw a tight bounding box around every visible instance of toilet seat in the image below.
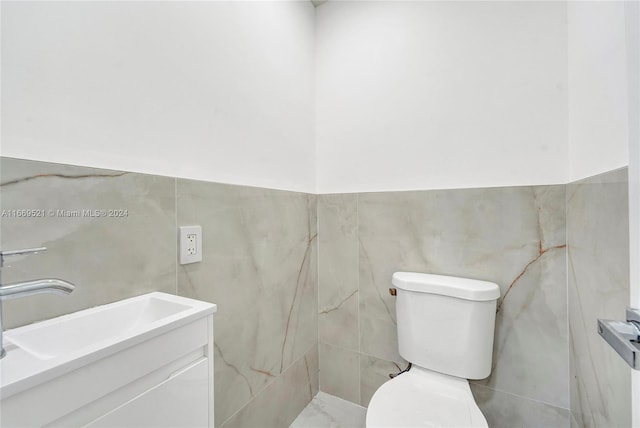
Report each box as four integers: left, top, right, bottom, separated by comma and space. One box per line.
365, 365, 488, 428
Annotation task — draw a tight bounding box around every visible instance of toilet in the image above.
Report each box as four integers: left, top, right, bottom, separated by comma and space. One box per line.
366, 272, 500, 428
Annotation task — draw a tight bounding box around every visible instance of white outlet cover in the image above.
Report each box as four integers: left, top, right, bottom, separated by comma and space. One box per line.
179, 225, 202, 264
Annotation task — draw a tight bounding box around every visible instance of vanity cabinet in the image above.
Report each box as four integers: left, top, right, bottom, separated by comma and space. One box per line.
87, 358, 210, 428
0, 293, 215, 428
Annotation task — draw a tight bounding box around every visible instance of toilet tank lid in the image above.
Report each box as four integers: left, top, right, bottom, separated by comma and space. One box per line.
392, 272, 500, 301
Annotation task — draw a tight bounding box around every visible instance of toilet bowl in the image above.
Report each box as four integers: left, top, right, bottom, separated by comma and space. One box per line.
365, 272, 500, 428
366, 366, 487, 428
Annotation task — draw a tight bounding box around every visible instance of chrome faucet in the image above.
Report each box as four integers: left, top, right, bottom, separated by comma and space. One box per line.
0, 247, 75, 359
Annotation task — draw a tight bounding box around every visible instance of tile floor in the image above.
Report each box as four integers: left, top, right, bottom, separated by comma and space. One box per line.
290, 392, 367, 428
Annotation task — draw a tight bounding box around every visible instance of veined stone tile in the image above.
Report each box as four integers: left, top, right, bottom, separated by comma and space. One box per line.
290, 392, 366, 428
0, 157, 176, 329
318, 194, 359, 351
481, 247, 568, 407
319, 342, 360, 404
358, 185, 568, 408
176, 179, 318, 426
220, 345, 318, 428
8, 155, 624, 428
570, 411, 581, 428
471, 383, 570, 428
567, 168, 631, 428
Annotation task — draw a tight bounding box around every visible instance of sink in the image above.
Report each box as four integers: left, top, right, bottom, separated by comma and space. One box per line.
0, 292, 217, 401
6, 296, 192, 359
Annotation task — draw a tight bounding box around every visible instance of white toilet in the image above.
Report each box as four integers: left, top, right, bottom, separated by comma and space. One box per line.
366, 272, 501, 428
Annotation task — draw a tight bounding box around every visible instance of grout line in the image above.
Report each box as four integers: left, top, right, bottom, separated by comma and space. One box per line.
316, 194, 321, 380
175, 178, 179, 296
319, 340, 359, 355
356, 193, 361, 405
219, 342, 318, 428
470, 382, 571, 412
357, 349, 399, 362
565, 185, 571, 414
314, 391, 368, 410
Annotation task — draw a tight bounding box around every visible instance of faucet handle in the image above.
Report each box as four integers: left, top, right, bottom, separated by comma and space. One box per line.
0, 247, 47, 267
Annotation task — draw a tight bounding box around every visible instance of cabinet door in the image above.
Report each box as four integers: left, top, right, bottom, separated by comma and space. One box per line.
86, 358, 210, 428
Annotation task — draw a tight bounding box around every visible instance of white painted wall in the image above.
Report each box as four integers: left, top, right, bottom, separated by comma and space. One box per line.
2, 1, 631, 194
1, 1, 316, 193
568, 1, 629, 182
315, 1, 568, 194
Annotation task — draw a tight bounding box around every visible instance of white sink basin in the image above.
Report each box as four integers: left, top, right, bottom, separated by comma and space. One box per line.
0, 292, 217, 399
7, 296, 192, 359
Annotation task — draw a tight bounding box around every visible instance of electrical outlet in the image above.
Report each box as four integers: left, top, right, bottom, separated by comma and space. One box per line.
187, 234, 197, 255
179, 226, 202, 264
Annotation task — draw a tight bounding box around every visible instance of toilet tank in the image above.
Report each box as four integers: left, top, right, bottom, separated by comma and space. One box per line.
393, 272, 500, 380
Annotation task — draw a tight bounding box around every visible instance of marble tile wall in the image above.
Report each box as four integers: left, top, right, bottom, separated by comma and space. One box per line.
3, 156, 631, 428
0, 158, 177, 328
567, 168, 631, 428
318, 186, 572, 425
176, 179, 318, 427
0, 157, 318, 428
